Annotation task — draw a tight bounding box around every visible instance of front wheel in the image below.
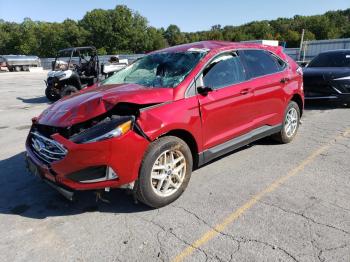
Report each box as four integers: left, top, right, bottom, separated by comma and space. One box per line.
135, 136, 193, 208
60, 85, 78, 97
273, 101, 300, 144
45, 86, 61, 102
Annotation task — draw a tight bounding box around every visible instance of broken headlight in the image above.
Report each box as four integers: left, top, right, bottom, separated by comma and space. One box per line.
70, 116, 134, 144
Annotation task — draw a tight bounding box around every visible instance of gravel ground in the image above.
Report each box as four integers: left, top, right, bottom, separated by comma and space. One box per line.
0, 72, 349, 262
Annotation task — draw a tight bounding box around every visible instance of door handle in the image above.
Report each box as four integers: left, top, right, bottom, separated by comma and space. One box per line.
240, 88, 250, 95
280, 77, 290, 84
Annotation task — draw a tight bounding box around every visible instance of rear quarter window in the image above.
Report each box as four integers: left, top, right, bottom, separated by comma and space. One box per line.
242, 50, 285, 78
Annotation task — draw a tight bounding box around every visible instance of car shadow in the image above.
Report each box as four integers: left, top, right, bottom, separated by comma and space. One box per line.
195, 144, 251, 170
195, 135, 283, 171
0, 152, 151, 220
17, 96, 50, 104
304, 100, 349, 111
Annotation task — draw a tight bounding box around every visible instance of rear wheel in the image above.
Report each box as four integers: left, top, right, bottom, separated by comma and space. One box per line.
60, 85, 78, 97
273, 101, 300, 144
136, 136, 193, 208
14, 66, 21, 72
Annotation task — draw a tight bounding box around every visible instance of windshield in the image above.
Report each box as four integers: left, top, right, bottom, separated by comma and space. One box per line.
102, 52, 206, 88
308, 51, 350, 68
54, 49, 94, 71
53, 50, 72, 71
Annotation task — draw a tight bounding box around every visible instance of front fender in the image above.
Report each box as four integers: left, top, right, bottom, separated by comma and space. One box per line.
136, 98, 204, 152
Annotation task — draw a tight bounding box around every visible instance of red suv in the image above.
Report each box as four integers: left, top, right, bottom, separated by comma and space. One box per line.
26, 41, 304, 208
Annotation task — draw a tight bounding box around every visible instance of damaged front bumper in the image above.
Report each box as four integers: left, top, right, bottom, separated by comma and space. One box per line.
25, 152, 74, 200
25, 129, 150, 197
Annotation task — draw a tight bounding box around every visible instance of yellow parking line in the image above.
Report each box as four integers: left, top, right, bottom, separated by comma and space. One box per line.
172, 129, 350, 262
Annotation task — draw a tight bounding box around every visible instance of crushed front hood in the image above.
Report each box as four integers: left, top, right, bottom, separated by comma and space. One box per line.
38, 83, 173, 127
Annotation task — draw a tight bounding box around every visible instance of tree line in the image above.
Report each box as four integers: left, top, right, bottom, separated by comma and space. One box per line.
0, 5, 349, 57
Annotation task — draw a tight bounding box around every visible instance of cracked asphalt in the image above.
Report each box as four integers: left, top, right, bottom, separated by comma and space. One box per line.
0, 72, 349, 262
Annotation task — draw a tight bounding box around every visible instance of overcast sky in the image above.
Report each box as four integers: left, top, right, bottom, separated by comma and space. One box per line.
0, 0, 349, 32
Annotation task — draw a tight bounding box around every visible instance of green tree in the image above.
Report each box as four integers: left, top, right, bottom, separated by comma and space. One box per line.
0, 21, 11, 54
207, 24, 224, 40
1, 6, 350, 56
61, 19, 88, 47
242, 21, 274, 40
80, 8, 114, 52
17, 18, 39, 54
164, 25, 186, 46
145, 27, 167, 51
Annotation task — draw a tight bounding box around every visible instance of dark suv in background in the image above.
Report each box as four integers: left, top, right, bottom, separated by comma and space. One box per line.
303, 49, 350, 104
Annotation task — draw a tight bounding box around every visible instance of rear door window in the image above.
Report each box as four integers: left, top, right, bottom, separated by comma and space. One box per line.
242, 50, 283, 78
203, 53, 246, 89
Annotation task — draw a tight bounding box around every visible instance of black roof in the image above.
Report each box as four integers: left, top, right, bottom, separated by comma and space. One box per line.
319, 49, 350, 55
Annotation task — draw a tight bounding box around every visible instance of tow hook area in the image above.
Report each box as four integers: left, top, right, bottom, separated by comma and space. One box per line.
94, 181, 137, 204
44, 180, 75, 201
95, 191, 110, 203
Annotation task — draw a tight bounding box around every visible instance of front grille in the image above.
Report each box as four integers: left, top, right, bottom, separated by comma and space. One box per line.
34, 124, 69, 139
30, 132, 67, 164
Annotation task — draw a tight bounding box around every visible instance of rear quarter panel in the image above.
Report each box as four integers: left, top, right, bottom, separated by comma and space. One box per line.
273, 50, 304, 118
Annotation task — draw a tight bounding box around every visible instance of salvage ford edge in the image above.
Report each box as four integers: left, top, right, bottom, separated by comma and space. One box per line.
25, 41, 304, 208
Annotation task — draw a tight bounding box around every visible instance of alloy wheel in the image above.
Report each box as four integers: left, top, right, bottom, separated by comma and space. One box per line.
150, 149, 186, 197
284, 107, 298, 138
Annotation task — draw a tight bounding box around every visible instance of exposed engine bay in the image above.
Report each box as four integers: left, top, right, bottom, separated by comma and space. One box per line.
32, 102, 156, 141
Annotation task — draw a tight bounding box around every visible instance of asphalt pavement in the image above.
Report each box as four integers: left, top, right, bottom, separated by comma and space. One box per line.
0, 72, 349, 262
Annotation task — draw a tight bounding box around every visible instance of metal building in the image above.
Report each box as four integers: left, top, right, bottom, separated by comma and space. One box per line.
285, 38, 350, 62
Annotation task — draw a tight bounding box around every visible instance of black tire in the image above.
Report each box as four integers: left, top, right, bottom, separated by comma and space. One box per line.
136, 136, 193, 208
45, 86, 61, 102
60, 85, 78, 97
14, 66, 21, 72
273, 101, 300, 144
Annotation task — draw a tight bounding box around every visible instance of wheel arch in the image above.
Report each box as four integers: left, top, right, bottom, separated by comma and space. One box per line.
291, 93, 304, 117
159, 129, 199, 169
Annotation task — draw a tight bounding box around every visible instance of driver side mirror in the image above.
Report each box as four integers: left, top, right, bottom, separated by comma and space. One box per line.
196, 76, 213, 96
197, 86, 213, 95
